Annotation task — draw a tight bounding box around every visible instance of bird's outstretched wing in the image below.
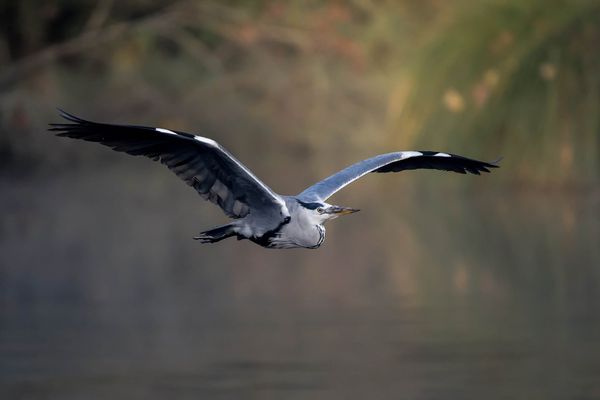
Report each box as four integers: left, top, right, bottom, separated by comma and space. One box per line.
49, 110, 286, 219
298, 151, 499, 202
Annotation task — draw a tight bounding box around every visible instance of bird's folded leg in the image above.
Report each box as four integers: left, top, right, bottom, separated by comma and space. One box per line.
193, 224, 236, 243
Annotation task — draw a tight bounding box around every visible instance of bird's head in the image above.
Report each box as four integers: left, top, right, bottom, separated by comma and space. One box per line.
298, 200, 359, 224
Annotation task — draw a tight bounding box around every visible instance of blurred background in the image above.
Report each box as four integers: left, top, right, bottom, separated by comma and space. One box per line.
1, 0, 599, 399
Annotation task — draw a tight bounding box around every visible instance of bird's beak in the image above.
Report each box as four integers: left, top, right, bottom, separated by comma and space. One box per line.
328, 206, 360, 216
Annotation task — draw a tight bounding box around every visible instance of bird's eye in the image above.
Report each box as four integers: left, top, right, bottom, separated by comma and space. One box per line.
316, 207, 324, 214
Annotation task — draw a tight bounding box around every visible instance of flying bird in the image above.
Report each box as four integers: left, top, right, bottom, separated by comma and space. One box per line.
50, 110, 499, 249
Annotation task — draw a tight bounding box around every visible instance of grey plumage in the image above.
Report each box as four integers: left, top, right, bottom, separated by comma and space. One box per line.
50, 111, 499, 249
298, 151, 496, 202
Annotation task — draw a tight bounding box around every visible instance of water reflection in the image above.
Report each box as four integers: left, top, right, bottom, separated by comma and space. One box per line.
1, 167, 599, 399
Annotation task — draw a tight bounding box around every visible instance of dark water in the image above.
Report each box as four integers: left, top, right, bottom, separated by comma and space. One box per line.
1, 167, 599, 399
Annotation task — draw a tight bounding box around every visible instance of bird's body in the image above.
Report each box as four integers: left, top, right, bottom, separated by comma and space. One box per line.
50, 111, 499, 249
243, 197, 329, 249
185, 197, 347, 249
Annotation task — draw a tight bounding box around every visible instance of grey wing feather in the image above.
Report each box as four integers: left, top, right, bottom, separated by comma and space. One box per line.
298, 151, 499, 202
49, 110, 286, 219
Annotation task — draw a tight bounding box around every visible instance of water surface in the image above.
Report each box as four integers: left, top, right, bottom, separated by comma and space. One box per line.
1, 168, 599, 399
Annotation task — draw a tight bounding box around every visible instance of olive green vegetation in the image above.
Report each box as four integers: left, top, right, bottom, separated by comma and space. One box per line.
387, 0, 600, 186
1, 0, 598, 187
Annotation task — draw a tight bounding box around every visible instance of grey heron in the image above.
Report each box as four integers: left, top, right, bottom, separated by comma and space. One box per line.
50, 110, 499, 249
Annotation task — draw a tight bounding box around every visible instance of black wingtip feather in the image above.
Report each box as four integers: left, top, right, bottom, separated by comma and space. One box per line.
56, 108, 85, 123
489, 156, 503, 167
49, 110, 79, 132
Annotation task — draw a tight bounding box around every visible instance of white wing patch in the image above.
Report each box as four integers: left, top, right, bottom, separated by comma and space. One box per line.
434, 152, 451, 157
400, 151, 423, 159
194, 135, 218, 147
156, 127, 218, 149
156, 128, 178, 136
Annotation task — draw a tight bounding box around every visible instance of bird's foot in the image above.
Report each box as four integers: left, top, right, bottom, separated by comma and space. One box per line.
193, 233, 217, 243
193, 224, 237, 244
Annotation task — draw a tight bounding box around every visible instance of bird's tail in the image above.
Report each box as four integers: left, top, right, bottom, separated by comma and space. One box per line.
193, 224, 237, 243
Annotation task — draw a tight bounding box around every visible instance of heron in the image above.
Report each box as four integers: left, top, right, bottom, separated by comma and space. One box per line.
50, 110, 499, 249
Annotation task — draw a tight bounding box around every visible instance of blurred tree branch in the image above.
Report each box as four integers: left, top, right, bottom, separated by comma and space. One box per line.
84, 0, 115, 32
165, 27, 224, 74
0, 1, 313, 91
0, 1, 190, 90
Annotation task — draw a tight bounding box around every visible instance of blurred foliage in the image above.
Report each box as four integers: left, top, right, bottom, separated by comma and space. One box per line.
0, 0, 598, 187
388, 0, 600, 186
